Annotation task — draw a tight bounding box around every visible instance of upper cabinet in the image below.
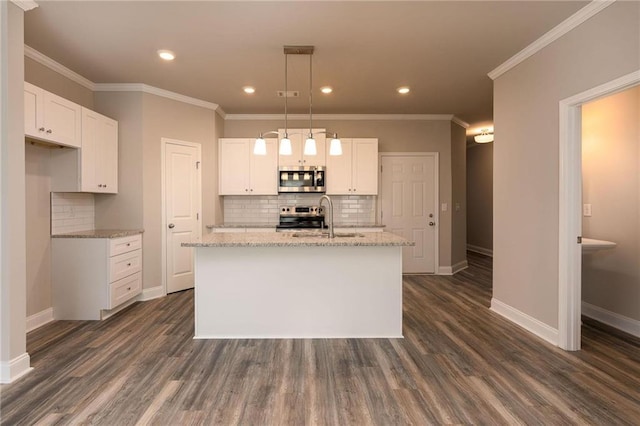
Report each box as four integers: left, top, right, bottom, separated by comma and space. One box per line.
326, 138, 378, 195
80, 108, 118, 193
24, 82, 82, 148
278, 128, 326, 167
219, 138, 278, 195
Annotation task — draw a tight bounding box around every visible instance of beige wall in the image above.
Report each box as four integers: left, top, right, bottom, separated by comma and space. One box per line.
24, 57, 93, 109
450, 122, 467, 266
224, 118, 462, 268
466, 143, 493, 251
582, 86, 640, 322
493, 2, 640, 329
1, 1, 27, 371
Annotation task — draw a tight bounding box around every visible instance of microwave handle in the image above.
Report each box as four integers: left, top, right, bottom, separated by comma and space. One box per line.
313, 170, 318, 188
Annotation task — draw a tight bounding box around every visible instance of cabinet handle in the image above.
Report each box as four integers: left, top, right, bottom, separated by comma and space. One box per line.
38, 127, 45, 132
46, 129, 52, 134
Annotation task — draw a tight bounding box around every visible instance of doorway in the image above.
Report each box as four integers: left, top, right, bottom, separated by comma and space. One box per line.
379, 153, 439, 273
161, 138, 201, 294
558, 70, 640, 350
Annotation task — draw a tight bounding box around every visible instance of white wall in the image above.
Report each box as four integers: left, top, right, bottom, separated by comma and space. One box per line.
466, 142, 493, 252
493, 1, 640, 331
582, 85, 640, 322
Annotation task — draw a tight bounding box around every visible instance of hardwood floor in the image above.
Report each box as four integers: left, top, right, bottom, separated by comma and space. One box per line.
2, 252, 639, 425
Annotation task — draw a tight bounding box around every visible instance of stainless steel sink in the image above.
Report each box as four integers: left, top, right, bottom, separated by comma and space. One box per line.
291, 232, 364, 238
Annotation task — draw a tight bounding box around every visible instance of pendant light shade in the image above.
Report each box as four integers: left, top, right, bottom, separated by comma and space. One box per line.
304, 136, 317, 156
279, 136, 292, 156
329, 136, 342, 156
254, 137, 267, 155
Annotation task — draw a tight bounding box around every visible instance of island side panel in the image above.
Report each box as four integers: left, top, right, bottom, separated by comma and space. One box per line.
194, 245, 403, 338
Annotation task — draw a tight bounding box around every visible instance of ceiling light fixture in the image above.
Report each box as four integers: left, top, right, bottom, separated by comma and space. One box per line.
243, 86, 256, 94
397, 86, 410, 94
474, 129, 494, 143
254, 46, 341, 156
157, 50, 175, 61
321, 86, 333, 94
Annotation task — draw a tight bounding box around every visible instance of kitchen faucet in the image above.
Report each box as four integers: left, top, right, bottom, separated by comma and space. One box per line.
318, 194, 335, 238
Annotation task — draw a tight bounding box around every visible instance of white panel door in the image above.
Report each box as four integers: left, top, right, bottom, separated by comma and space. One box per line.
380, 154, 437, 273
166, 141, 201, 293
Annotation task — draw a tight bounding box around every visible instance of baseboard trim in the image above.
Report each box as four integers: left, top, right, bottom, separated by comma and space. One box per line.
0, 353, 33, 384
438, 260, 468, 275
582, 302, 640, 339
26, 307, 55, 332
467, 244, 493, 257
490, 298, 559, 346
137, 286, 165, 302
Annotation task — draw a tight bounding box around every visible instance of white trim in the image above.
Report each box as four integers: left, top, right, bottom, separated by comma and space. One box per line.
451, 116, 470, 129
438, 260, 469, 276
488, 0, 616, 80
100, 298, 137, 321
490, 298, 559, 346
0, 353, 32, 384
225, 113, 462, 122
26, 307, 54, 332
558, 69, 640, 351
582, 302, 640, 339
94, 83, 223, 114
379, 152, 439, 275
24, 45, 95, 90
10, 0, 38, 12
161, 138, 202, 295
137, 285, 165, 302
466, 244, 493, 257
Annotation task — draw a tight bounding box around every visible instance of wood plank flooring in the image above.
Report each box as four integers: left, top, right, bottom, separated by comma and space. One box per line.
2, 252, 639, 425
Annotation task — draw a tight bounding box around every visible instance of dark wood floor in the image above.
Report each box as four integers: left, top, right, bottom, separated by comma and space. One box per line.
2, 252, 639, 425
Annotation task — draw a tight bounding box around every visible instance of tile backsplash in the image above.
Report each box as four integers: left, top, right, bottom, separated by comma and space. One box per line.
51, 192, 95, 235
223, 194, 377, 225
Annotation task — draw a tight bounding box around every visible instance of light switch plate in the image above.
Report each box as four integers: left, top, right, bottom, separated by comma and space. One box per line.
442, 203, 448, 212
583, 204, 592, 217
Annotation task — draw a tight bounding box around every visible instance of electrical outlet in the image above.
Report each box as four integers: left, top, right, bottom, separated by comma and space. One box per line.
583, 204, 592, 217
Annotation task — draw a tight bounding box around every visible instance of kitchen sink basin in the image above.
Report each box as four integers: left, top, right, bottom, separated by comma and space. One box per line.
291, 232, 365, 238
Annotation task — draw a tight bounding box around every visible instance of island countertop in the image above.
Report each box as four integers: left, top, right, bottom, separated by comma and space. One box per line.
183, 231, 414, 248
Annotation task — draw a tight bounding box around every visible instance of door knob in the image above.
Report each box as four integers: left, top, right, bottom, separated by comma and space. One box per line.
168, 223, 175, 229
429, 222, 435, 227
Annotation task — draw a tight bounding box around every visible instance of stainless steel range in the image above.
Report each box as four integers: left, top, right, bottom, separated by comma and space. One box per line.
276, 205, 326, 231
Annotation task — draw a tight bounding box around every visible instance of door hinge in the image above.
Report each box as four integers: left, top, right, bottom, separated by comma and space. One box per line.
577, 236, 582, 244
196, 161, 200, 169
197, 213, 200, 220
380, 165, 383, 173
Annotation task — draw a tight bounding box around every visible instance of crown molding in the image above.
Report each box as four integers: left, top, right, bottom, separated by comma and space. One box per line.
225, 113, 463, 122
24, 45, 95, 90
94, 83, 222, 113
11, 0, 38, 11
451, 116, 470, 129
488, 0, 616, 81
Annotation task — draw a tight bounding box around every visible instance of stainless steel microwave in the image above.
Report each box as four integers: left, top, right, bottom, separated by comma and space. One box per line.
278, 166, 325, 193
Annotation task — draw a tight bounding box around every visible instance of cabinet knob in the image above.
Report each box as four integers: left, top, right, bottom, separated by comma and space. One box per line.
127, 262, 131, 267
104, 184, 107, 188
127, 287, 131, 291
353, 188, 357, 192
168, 223, 175, 229
250, 188, 253, 192
98, 184, 103, 188
38, 127, 45, 132
46, 129, 52, 134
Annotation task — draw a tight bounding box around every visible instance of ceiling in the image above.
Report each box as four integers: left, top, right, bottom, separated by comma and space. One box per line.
24, 1, 588, 134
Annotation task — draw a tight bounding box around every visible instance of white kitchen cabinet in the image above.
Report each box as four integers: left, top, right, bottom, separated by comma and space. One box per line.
50, 107, 119, 193
326, 138, 378, 195
219, 138, 278, 195
278, 128, 326, 166
24, 81, 82, 148
52, 234, 143, 320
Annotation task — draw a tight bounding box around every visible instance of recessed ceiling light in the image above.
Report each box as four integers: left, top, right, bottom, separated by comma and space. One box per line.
397, 86, 410, 94
243, 86, 256, 94
320, 86, 333, 94
157, 50, 175, 61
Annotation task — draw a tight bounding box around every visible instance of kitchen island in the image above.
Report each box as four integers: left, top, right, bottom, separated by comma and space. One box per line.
184, 231, 414, 339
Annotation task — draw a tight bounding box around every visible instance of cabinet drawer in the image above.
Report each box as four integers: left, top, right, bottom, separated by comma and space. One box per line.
109, 249, 142, 282
109, 234, 142, 257
108, 272, 142, 309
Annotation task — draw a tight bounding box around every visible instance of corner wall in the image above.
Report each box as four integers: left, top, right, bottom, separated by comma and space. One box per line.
492, 2, 640, 333
466, 143, 493, 253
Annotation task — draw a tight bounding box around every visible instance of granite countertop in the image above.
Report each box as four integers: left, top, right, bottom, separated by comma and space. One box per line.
52, 229, 144, 239
207, 224, 385, 229
184, 231, 413, 248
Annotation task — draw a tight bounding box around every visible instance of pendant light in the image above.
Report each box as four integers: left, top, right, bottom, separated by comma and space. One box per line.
254, 46, 341, 156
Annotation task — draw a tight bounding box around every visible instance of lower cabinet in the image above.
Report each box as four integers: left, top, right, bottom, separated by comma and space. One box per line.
52, 234, 142, 320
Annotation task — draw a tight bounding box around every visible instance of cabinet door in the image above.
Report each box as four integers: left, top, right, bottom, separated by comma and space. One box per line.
326, 139, 353, 195
24, 82, 44, 138
99, 115, 118, 193
250, 138, 278, 195
352, 138, 378, 195
219, 138, 251, 195
278, 129, 303, 166
80, 108, 99, 191
301, 128, 326, 166
43, 91, 82, 147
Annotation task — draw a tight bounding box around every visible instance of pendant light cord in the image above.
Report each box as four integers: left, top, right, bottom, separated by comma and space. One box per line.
284, 53, 288, 135
309, 53, 313, 136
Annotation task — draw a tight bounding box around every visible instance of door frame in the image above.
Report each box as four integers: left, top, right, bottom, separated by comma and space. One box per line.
161, 138, 202, 296
558, 69, 640, 351
378, 152, 440, 274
